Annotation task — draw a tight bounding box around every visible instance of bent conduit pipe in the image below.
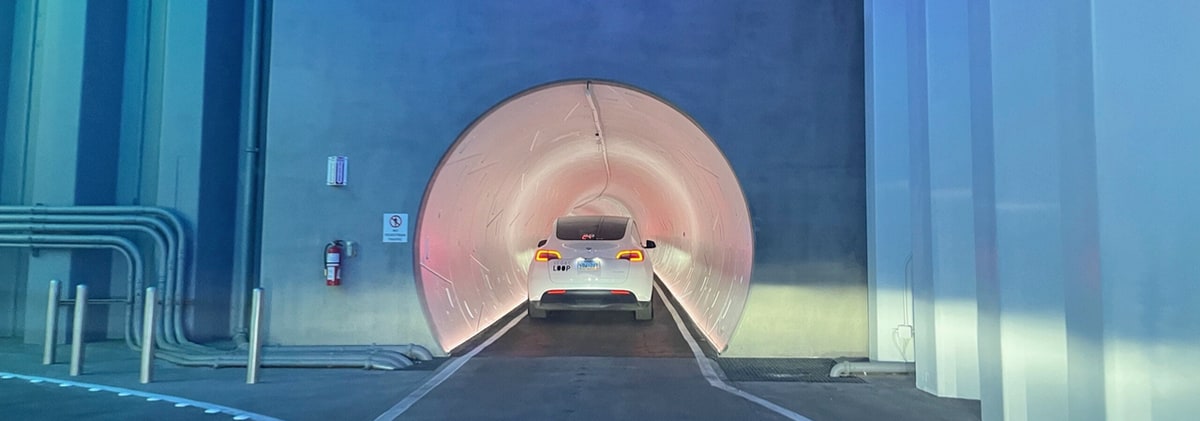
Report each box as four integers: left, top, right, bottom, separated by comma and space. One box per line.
3, 237, 421, 368
1, 208, 435, 366
266, 344, 435, 362
0, 209, 214, 354
0, 222, 169, 349
829, 361, 916, 377
0, 235, 143, 350
0, 217, 204, 355
0, 217, 210, 356
155, 349, 413, 370
0, 207, 196, 350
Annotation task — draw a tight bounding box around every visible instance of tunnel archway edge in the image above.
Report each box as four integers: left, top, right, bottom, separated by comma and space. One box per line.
413, 79, 756, 354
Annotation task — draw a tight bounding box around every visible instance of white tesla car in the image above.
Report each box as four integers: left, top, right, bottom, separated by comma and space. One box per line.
527, 215, 657, 320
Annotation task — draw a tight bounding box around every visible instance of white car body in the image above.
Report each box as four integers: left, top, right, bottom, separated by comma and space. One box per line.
527, 215, 656, 320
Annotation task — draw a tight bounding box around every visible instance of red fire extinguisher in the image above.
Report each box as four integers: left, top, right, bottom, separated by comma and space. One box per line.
325, 241, 343, 286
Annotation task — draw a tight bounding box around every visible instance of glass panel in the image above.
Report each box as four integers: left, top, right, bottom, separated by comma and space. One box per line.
555, 216, 628, 240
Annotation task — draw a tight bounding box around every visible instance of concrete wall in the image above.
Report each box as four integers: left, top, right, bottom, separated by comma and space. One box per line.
864, 0, 914, 364
1092, 2, 1200, 419
137, 0, 244, 341
0, 0, 21, 338
260, 0, 866, 356
868, 0, 1200, 417
0, 0, 245, 343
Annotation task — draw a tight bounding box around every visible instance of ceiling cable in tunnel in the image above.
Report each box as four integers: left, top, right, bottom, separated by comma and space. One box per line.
574, 81, 613, 211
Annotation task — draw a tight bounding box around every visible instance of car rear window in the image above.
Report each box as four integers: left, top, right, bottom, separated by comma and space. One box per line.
556, 216, 628, 241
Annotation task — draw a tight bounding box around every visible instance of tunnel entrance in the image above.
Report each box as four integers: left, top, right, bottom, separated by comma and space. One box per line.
414, 81, 754, 354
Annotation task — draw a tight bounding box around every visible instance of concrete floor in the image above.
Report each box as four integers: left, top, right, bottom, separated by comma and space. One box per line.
0, 293, 979, 420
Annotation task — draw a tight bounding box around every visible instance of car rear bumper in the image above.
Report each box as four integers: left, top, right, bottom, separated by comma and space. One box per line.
531, 290, 650, 312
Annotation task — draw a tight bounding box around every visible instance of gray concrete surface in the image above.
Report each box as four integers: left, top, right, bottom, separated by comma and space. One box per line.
0, 299, 979, 421
0, 338, 436, 421
402, 356, 787, 421
482, 295, 691, 358
737, 375, 981, 421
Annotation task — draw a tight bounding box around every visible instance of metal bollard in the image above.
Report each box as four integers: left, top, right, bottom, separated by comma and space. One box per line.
140, 287, 157, 384
247, 288, 264, 384
43, 280, 61, 365
69, 284, 87, 376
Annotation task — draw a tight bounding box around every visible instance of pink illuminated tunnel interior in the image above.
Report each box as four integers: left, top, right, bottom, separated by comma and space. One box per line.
414, 81, 754, 353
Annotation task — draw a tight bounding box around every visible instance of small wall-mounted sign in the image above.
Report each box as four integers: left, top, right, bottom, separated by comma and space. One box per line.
327, 156, 348, 186
383, 213, 409, 243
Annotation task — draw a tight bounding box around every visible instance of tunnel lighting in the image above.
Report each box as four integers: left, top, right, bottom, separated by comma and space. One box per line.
415, 81, 754, 353
535, 249, 562, 261
616, 250, 644, 262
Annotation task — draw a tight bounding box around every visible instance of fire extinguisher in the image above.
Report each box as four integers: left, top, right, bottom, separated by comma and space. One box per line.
324, 240, 344, 286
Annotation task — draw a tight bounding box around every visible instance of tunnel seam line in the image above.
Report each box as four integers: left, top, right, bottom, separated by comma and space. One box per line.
0, 371, 282, 421
654, 284, 813, 421
372, 311, 527, 421
573, 81, 612, 211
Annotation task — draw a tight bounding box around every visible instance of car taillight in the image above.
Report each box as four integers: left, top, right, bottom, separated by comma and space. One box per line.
610, 290, 631, 295
546, 289, 567, 295
616, 250, 644, 262
535, 249, 562, 262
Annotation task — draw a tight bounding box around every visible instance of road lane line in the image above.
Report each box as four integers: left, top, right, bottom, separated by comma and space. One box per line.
654, 283, 814, 421
0, 371, 282, 421
373, 311, 527, 421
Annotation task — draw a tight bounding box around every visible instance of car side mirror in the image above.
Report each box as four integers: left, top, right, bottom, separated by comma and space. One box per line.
644, 240, 656, 249
537, 239, 547, 247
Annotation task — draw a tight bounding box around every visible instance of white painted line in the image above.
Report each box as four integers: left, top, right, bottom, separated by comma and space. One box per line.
0, 371, 283, 421
373, 311, 527, 421
655, 283, 814, 421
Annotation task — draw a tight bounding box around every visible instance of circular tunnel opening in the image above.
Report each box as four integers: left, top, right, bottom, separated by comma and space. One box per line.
414, 80, 754, 353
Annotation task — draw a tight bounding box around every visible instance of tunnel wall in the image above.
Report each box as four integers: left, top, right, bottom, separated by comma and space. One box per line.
416, 82, 756, 352
260, 0, 866, 356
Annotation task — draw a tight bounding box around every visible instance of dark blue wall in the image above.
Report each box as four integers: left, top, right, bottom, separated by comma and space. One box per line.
0, 1, 14, 183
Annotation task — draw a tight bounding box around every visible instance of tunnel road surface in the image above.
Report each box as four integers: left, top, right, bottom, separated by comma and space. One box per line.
394, 289, 790, 420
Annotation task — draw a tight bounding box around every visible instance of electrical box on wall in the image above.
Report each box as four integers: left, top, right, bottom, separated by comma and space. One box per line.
327, 156, 348, 186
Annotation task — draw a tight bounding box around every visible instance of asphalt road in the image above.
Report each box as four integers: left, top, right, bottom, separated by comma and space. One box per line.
400, 291, 788, 420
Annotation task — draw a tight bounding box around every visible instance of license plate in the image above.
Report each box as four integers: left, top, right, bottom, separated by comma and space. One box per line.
577, 260, 600, 271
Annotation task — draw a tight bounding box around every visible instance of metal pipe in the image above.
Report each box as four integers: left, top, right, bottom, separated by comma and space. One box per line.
56, 298, 129, 304
0, 207, 192, 350
0, 221, 169, 348
147, 346, 416, 370
69, 284, 88, 376
268, 344, 435, 362
3, 210, 435, 370
140, 287, 157, 384
0, 214, 212, 355
247, 288, 264, 384
43, 279, 61, 365
829, 361, 915, 377
0, 236, 143, 350
155, 350, 410, 370
232, 0, 269, 344
259, 348, 416, 363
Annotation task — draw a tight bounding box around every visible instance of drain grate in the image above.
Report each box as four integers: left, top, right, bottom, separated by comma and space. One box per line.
717, 358, 866, 383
